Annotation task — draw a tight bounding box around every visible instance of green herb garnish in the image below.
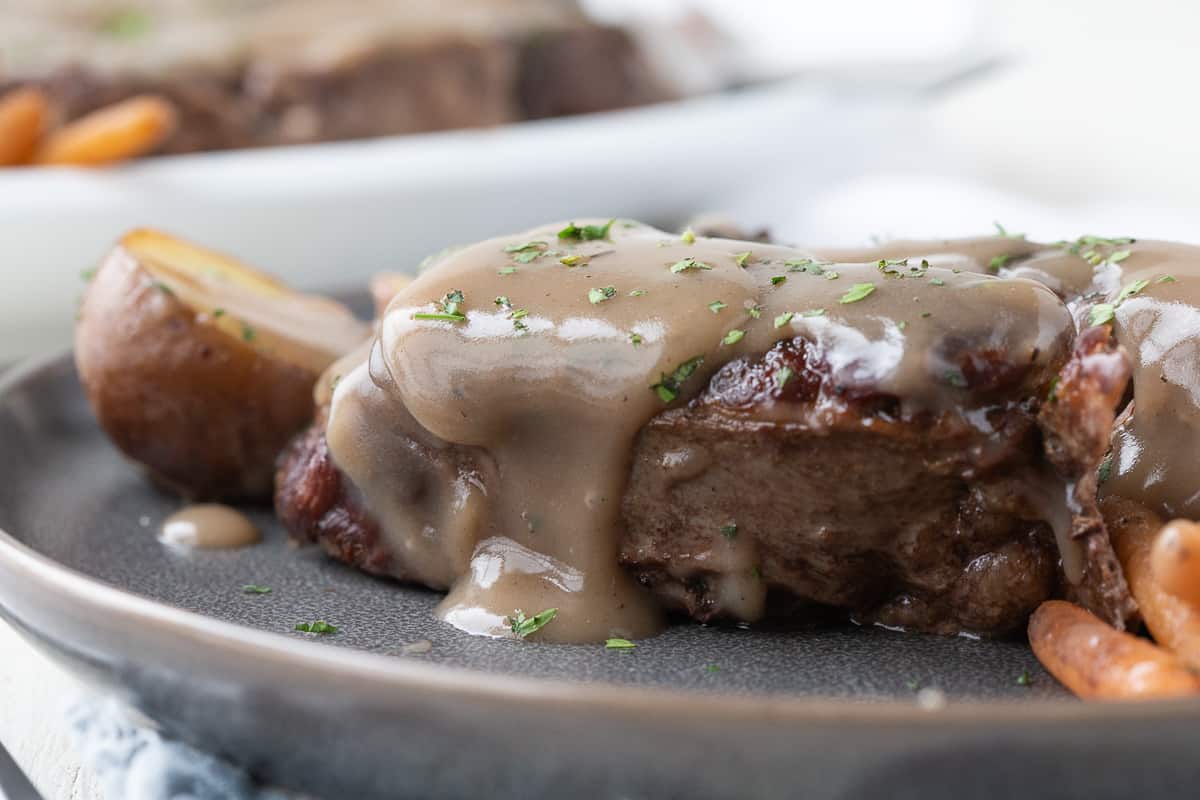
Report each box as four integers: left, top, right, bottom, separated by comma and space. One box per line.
505, 240, 546, 254
99, 8, 153, 38
670, 257, 714, 274
212, 308, 226, 318
993, 221, 1024, 239
708, 300, 727, 313
588, 286, 617, 304
801, 308, 825, 318
651, 355, 704, 404
774, 312, 794, 328
1088, 303, 1115, 327
629, 289, 647, 297
929, 278, 946, 286
1016, 670, 1033, 687
681, 229, 696, 245
944, 369, 967, 388
497, 266, 518, 275
705, 664, 721, 673
775, 366, 794, 389
722, 329, 745, 346
1098, 454, 1113, 484
1157, 274, 1177, 284
508, 608, 558, 639
558, 220, 614, 241
1046, 376, 1060, 403
629, 332, 643, 346
295, 620, 337, 634
606, 638, 637, 650
747, 304, 764, 319
559, 254, 585, 267
720, 523, 738, 539
1116, 278, 1149, 304
241, 324, 256, 342
839, 282, 876, 304
735, 251, 752, 267
415, 289, 468, 322
494, 295, 511, 308
242, 585, 272, 594
988, 254, 1010, 274
770, 275, 787, 286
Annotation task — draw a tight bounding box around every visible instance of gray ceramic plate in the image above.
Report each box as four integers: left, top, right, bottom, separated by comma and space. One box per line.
2, 345, 1200, 799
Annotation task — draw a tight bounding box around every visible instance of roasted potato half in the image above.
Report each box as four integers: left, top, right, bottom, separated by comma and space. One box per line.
75, 229, 368, 499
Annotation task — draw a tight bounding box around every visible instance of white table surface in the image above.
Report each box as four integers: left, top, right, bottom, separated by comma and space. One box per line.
0, 594, 102, 798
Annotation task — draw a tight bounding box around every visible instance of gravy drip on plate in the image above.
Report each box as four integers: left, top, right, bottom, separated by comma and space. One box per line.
159, 504, 260, 549
326, 220, 1076, 642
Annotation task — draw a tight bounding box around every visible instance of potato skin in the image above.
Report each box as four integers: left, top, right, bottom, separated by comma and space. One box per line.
75, 246, 319, 500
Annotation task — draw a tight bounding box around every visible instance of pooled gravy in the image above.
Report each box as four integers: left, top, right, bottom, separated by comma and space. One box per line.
160, 504, 260, 549
325, 221, 1084, 642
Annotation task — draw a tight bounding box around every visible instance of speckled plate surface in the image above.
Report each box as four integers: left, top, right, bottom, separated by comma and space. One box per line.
2, 346, 1200, 799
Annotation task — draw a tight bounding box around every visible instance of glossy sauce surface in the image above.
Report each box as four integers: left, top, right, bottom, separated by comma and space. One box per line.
160, 504, 260, 549
326, 221, 1077, 641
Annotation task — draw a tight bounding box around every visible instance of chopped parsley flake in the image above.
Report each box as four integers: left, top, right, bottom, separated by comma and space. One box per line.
1016, 670, 1033, 687
839, 282, 876, 304
559, 254, 585, 267
494, 295, 511, 308
722, 329, 745, 346
629, 289, 647, 297
735, 251, 752, 267
510, 308, 529, 320
497, 266, 518, 275
774, 311, 794, 328
988, 254, 1011, 274
508, 608, 558, 638
652, 355, 704, 404
801, 308, 826, 318
295, 620, 337, 634
1109, 250, 1131, 263
770, 275, 787, 286
720, 523, 738, 539
944, 369, 967, 388
412, 312, 467, 323
705, 664, 721, 673
588, 286, 617, 304
1088, 303, 1115, 326
241, 324, 256, 342
929, 278, 946, 286
558, 220, 614, 241
1116, 278, 1149, 304
212, 308, 226, 318
786, 258, 833, 276
1098, 454, 1114, 484
670, 257, 714, 274
825, 271, 840, 280
1157, 274, 1177, 284
775, 366, 794, 389
681, 228, 696, 245
513, 250, 547, 264
746, 304, 764, 319
1046, 376, 1060, 403
242, 584, 271, 594
606, 638, 637, 650
415, 288, 468, 322
897, 321, 907, 331
920, 311, 932, 318
99, 8, 152, 38
629, 332, 643, 346
993, 221, 1025, 239
708, 300, 727, 313
153, 280, 175, 296
505, 240, 546, 253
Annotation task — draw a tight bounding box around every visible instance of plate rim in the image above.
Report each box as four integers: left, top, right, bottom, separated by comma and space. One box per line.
2, 349, 1198, 729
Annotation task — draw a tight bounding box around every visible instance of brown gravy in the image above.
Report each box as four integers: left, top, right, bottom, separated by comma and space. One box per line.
325, 221, 1085, 641
160, 504, 260, 550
